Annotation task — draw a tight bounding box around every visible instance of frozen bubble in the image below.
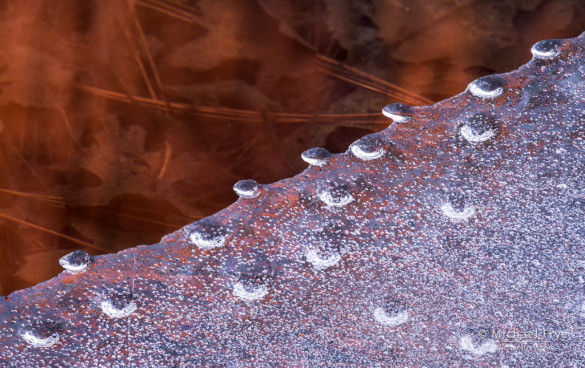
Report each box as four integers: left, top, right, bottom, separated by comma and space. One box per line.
306, 248, 341, 270
232, 282, 268, 301
531, 39, 562, 60
318, 182, 354, 208
100, 292, 137, 318
301, 147, 331, 166
460, 334, 498, 356
233, 179, 260, 199
382, 103, 414, 123
350, 134, 386, 161
467, 75, 505, 99
441, 193, 475, 220
441, 202, 475, 220
373, 301, 409, 327
225, 252, 272, 301
225, 251, 272, 281
189, 221, 227, 250
59, 250, 93, 274
20, 322, 60, 348
460, 113, 499, 143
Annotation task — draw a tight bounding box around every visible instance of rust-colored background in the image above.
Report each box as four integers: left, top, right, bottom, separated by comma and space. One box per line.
0, 0, 584, 295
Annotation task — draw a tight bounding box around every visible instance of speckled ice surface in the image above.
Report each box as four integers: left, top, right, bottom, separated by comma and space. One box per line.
2, 33, 585, 367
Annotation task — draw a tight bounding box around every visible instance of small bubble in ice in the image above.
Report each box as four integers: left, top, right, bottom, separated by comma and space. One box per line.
467, 75, 505, 99
441, 202, 475, 220
100, 292, 137, 318
373, 301, 409, 327
306, 248, 341, 270
59, 250, 93, 274
318, 182, 354, 208
531, 39, 562, 60
441, 193, 475, 220
232, 282, 268, 301
189, 221, 227, 250
233, 179, 260, 199
301, 147, 331, 166
350, 134, 386, 161
20, 322, 60, 348
459, 113, 499, 143
459, 334, 498, 356
382, 103, 414, 123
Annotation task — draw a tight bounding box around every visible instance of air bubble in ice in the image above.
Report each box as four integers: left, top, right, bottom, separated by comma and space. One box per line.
306, 248, 341, 270
460, 113, 499, 143
101, 292, 137, 318
301, 147, 331, 166
441, 193, 475, 220
350, 134, 385, 161
189, 221, 227, 250
233, 179, 260, 199
232, 282, 268, 301
382, 103, 414, 123
531, 39, 562, 60
20, 322, 60, 348
59, 250, 93, 274
467, 75, 505, 99
373, 301, 409, 327
460, 334, 498, 356
318, 182, 354, 208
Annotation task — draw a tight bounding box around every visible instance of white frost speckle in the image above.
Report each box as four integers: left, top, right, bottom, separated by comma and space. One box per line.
232, 282, 268, 302
373, 307, 409, 327
100, 300, 137, 318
